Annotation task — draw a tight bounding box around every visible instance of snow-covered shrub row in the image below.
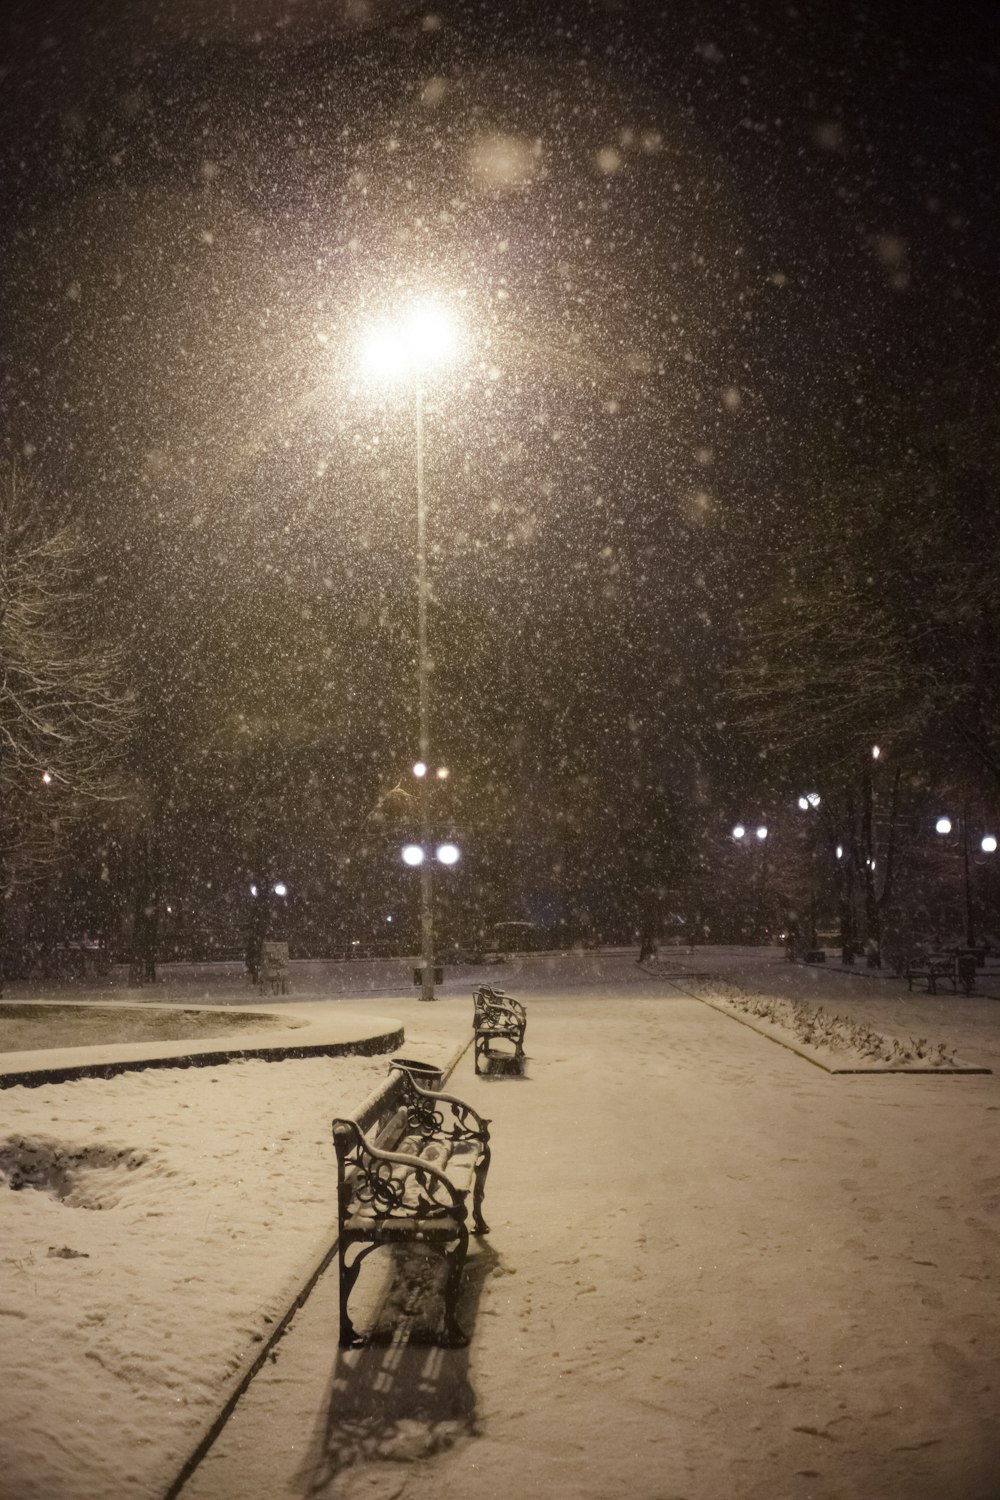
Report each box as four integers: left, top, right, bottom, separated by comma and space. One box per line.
693, 979, 956, 1066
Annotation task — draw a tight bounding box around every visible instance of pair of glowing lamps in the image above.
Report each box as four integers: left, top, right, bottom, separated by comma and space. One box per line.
402, 843, 460, 867
413, 762, 449, 780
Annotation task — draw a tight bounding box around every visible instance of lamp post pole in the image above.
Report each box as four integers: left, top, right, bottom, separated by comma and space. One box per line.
415, 383, 436, 1001
360, 301, 459, 1001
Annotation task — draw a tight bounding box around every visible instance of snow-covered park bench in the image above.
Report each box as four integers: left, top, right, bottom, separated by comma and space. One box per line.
473, 985, 527, 1075
331, 1064, 492, 1348
905, 954, 961, 995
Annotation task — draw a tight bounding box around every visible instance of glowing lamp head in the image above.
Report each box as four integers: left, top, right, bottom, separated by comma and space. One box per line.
436, 842, 460, 866
361, 302, 459, 382
982, 835, 997, 854
935, 818, 952, 836
732, 824, 746, 840
402, 844, 425, 867
413, 761, 428, 778
756, 825, 768, 841
273, 882, 288, 897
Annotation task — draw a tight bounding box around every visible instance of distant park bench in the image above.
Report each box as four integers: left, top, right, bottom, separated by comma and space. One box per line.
473, 985, 527, 1075
905, 950, 976, 995
257, 940, 290, 995
331, 1064, 492, 1348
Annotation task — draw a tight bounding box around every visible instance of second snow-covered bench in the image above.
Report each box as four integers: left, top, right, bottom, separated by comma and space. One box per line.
473, 986, 527, 1075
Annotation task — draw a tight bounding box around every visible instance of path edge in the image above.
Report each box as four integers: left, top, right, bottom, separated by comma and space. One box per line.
159, 1035, 471, 1500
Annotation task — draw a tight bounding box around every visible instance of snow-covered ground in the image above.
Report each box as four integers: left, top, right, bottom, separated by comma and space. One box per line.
2, 949, 999, 1500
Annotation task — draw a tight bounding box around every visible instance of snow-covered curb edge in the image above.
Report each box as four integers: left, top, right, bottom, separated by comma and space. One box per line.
694, 993, 991, 1075
159, 1035, 472, 1500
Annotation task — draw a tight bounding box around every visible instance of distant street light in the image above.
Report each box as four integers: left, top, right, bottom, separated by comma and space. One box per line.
934, 812, 997, 948
731, 819, 768, 941
362, 301, 461, 1000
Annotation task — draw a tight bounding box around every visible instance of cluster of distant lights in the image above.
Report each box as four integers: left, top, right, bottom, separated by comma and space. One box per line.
731, 766, 996, 857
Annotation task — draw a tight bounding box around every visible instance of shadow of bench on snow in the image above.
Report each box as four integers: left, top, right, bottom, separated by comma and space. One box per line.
297, 1237, 502, 1496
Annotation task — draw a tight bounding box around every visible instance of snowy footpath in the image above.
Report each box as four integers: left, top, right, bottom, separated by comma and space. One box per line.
3, 950, 1000, 1500
182, 957, 1000, 1500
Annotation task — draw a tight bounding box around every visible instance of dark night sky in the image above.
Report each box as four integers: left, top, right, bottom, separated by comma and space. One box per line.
1, 0, 997, 919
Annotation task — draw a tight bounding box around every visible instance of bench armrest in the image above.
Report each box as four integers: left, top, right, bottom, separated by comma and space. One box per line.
392, 1067, 492, 1146
332, 1118, 469, 1219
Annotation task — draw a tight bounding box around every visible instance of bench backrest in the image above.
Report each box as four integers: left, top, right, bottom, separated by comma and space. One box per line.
474, 986, 526, 1025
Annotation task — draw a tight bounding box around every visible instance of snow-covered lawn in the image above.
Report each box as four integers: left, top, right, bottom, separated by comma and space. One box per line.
0, 1049, 396, 1500
2, 950, 999, 1500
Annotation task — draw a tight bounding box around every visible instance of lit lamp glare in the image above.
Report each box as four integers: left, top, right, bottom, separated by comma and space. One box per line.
756, 825, 768, 841
413, 761, 428, 778
361, 302, 458, 382
402, 844, 425, 867
436, 842, 460, 866
982, 835, 997, 854
935, 818, 952, 836
732, 824, 746, 840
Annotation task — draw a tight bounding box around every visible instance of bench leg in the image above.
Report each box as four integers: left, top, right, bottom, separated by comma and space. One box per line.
472, 1144, 491, 1236
440, 1231, 470, 1348
338, 1241, 377, 1349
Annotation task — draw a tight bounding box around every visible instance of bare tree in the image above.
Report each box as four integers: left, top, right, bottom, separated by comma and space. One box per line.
0, 463, 131, 983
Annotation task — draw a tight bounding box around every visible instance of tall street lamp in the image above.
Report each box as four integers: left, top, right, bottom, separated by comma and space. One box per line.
361, 302, 460, 1000
934, 811, 997, 951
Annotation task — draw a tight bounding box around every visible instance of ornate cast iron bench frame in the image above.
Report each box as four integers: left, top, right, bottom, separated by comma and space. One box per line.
473, 985, 527, 1075
332, 1065, 491, 1348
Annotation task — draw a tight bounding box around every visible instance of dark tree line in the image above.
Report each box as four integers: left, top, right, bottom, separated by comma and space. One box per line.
723, 389, 1000, 961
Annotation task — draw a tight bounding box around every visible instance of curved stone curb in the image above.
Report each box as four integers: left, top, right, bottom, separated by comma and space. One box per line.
0, 1028, 405, 1089
159, 1035, 472, 1500
695, 993, 991, 1075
